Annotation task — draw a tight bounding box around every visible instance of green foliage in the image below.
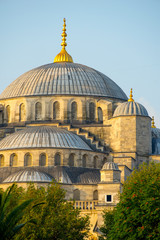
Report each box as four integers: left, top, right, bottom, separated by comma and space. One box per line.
100, 162, 160, 240
14, 182, 89, 240
0, 184, 34, 240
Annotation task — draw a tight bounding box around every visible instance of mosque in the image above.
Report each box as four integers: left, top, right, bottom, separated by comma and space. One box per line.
0, 19, 160, 237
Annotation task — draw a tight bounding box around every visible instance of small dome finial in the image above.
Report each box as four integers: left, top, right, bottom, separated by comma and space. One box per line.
151, 116, 156, 128
128, 88, 134, 102
54, 18, 73, 63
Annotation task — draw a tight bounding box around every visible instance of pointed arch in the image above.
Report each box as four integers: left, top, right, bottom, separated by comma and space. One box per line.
10, 154, 18, 166
35, 102, 42, 120
24, 153, 32, 166
53, 101, 60, 120
71, 101, 77, 121
19, 103, 25, 122
98, 107, 103, 123
39, 153, 47, 166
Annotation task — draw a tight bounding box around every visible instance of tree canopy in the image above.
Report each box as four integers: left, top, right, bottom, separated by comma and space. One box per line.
0, 184, 35, 240
12, 182, 89, 240
100, 162, 160, 240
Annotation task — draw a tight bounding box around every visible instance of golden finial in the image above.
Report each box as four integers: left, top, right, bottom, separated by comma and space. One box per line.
151, 116, 156, 128
61, 18, 67, 50
128, 88, 134, 102
54, 18, 73, 63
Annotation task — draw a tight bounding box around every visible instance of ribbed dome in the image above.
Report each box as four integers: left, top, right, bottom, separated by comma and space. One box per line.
3, 169, 53, 183
0, 126, 91, 151
0, 62, 127, 100
113, 101, 148, 117
102, 162, 119, 170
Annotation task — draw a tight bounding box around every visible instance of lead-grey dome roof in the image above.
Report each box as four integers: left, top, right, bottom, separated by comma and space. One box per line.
113, 101, 148, 117
102, 162, 119, 170
3, 169, 53, 183
0, 62, 127, 100
0, 126, 91, 151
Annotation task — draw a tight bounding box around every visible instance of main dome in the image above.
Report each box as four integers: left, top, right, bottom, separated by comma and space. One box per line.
0, 62, 127, 100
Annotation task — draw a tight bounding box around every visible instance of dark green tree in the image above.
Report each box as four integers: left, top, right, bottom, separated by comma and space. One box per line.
100, 162, 160, 240
14, 182, 90, 240
0, 184, 34, 240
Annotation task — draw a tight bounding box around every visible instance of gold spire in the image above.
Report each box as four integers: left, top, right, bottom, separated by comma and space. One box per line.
54, 18, 73, 63
128, 88, 134, 102
151, 116, 156, 128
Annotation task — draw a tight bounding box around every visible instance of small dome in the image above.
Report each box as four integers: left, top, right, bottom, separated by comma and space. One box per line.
102, 162, 119, 170
113, 101, 148, 117
0, 126, 91, 151
3, 169, 53, 183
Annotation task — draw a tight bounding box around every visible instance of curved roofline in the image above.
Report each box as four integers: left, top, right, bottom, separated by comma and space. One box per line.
0, 62, 128, 101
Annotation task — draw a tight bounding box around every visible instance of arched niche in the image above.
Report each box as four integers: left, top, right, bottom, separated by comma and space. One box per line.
39, 153, 47, 166
24, 153, 32, 166
53, 101, 60, 120
0, 154, 4, 167
19, 103, 25, 122
71, 101, 77, 121
55, 153, 61, 166
89, 102, 95, 122
98, 107, 103, 123
68, 153, 75, 167
73, 189, 80, 200
35, 102, 42, 120
10, 153, 18, 166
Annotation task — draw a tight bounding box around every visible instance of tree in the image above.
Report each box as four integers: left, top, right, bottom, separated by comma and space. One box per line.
100, 162, 160, 240
0, 184, 34, 240
14, 182, 90, 240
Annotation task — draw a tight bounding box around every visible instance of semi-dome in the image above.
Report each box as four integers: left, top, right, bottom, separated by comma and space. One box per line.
3, 169, 53, 183
0, 126, 91, 151
113, 101, 148, 117
102, 162, 119, 171
0, 62, 127, 101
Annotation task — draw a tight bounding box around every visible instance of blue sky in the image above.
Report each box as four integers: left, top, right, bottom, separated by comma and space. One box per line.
0, 0, 160, 127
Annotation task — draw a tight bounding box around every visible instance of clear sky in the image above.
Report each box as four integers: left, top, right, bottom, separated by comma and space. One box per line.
0, 0, 160, 127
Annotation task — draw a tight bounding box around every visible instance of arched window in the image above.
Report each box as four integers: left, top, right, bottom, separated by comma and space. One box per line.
53, 101, 60, 120
89, 102, 95, 122
55, 153, 61, 166
39, 153, 46, 166
71, 101, 77, 121
93, 190, 98, 200
10, 154, 17, 166
19, 103, 25, 122
68, 153, 75, 167
6, 105, 11, 123
73, 189, 80, 200
98, 107, 103, 123
35, 102, 42, 120
24, 153, 32, 166
82, 154, 87, 168
0, 154, 4, 167
93, 156, 98, 168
